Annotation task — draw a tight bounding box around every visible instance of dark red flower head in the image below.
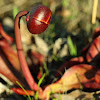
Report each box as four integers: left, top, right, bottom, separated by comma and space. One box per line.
26, 5, 52, 34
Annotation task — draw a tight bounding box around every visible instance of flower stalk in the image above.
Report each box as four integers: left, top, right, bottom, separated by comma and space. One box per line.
14, 11, 42, 92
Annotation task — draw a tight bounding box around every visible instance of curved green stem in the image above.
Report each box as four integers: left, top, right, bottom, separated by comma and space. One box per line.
14, 11, 42, 92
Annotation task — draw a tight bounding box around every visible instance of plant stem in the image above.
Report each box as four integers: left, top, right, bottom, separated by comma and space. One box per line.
14, 11, 42, 92
0, 23, 13, 43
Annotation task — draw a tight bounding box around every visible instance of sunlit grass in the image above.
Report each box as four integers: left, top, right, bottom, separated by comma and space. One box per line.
16, 81, 32, 100
35, 73, 45, 100
67, 36, 77, 56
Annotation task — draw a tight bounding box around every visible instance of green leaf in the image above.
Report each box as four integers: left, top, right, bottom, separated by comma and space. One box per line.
43, 62, 49, 75
38, 73, 45, 87
62, 0, 69, 7
13, 6, 19, 19
67, 36, 77, 56
35, 74, 45, 100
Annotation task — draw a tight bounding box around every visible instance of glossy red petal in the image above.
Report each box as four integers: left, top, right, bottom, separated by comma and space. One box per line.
26, 5, 51, 34
27, 5, 51, 24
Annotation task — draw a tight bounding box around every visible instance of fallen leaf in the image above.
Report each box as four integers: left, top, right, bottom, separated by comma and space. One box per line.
53, 90, 94, 100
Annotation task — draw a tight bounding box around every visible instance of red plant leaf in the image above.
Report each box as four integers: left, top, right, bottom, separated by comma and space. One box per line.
93, 27, 100, 40
42, 64, 98, 99
0, 40, 27, 86
27, 50, 45, 80
11, 64, 100, 99
86, 36, 100, 62
95, 70, 100, 83
11, 88, 34, 96
83, 81, 100, 89
37, 70, 43, 79
56, 56, 84, 76
0, 23, 13, 43
0, 39, 21, 71
0, 49, 22, 85
81, 43, 90, 56
82, 27, 100, 60
32, 51, 45, 64
32, 51, 45, 79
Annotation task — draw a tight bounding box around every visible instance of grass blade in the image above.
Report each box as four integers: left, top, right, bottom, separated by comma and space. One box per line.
16, 81, 32, 100
67, 36, 77, 56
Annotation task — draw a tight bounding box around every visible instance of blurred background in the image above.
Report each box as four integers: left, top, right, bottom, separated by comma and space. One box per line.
0, 0, 100, 51
0, 0, 100, 68
0, 0, 100, 99
0, 0, 100, 70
